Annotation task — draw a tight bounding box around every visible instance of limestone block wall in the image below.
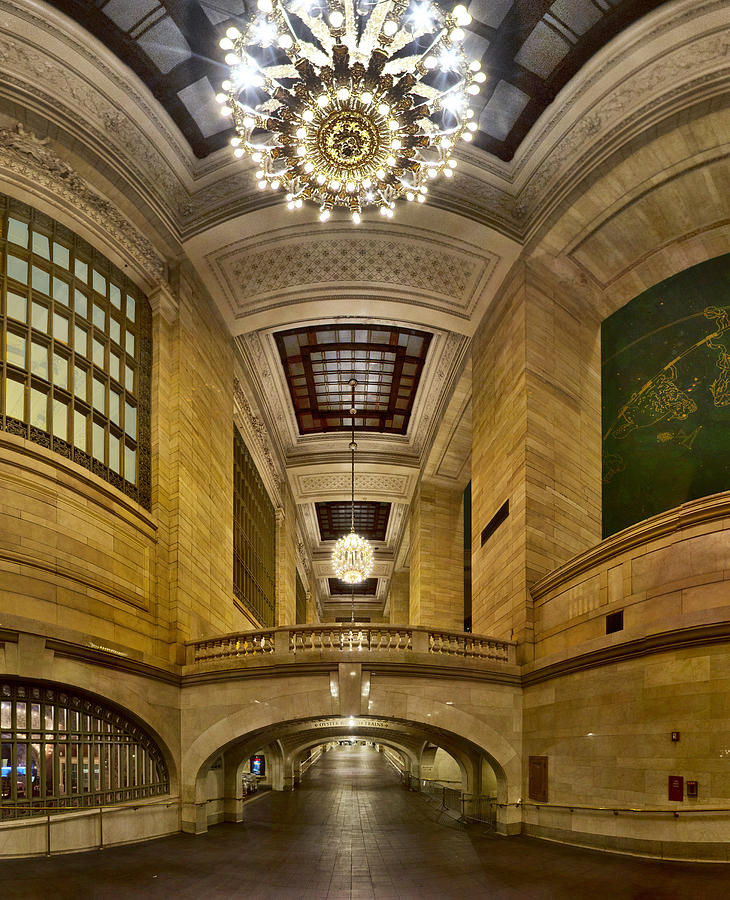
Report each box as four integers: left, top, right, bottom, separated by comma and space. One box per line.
388, 570, 409, 625
523, 642, 730, 859
409, 479, 464, 631
0, 435, 160, 656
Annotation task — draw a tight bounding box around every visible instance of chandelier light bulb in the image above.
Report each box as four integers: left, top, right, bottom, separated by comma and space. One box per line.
220, 0, 477, 223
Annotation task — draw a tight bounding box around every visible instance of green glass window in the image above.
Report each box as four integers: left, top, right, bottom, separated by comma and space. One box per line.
233, 427, 276, 627
0, 195, 150, 508
0, 681, 169, 820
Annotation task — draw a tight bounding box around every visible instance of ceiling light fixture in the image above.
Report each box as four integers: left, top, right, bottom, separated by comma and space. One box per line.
332, 379, 374, 584
217, 1, 477, 223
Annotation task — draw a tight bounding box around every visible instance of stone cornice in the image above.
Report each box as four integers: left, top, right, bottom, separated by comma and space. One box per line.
530, 491, 730, 601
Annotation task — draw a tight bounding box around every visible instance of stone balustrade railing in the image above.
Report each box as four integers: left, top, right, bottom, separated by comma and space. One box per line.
186, 625, 516, 667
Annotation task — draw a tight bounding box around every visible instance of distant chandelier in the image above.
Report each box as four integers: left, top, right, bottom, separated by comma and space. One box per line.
216, 0, 483, 223
332, 379, 374, 583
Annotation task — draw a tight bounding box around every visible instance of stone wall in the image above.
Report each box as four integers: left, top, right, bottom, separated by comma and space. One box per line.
409, 479, 464, 631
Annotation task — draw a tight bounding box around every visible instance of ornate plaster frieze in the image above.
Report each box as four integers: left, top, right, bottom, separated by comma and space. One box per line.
0, 124, 165, 285
233, 374, 283, 508
204, 224, 499, 324
296, 472, 411, 503
0, 2, 190, 226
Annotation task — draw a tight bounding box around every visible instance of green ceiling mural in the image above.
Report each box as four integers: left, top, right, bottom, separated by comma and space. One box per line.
602, 252, 730, 538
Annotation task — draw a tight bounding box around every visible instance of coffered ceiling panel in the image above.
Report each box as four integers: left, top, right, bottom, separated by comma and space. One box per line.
275, 323, 431, 434
327, 577, 379, 597
316, 501, 391, 542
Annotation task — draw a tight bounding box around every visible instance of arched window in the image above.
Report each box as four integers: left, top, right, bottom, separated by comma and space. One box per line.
0, 194, 151, 508
0, 681, 168, 819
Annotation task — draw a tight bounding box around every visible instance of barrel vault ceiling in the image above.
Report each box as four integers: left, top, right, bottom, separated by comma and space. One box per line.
38, 0, 673, 617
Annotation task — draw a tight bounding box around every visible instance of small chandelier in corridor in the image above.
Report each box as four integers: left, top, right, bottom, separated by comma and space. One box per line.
332, 379, 374, 584
216, 1, 482, 222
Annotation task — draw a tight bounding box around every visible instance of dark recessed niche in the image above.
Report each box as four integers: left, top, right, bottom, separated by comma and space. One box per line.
481, 500, 509, 547
606, 610, 624, 634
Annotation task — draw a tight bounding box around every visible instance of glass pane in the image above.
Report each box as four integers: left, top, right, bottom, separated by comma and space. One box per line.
124, 403, 136, 439
45, 743, 54, 797
74, 410, 86, 449
75, 325, 87, 357
126, 332, 135, 357
5, 379, 24, 419
53, 398, 67, 441
109, 433, 120, 473
30, 388, 47, 429
44, 706, 53, 730
92, 422, 105, 462
53, 312, 69, 343
31, 302, 48, 333
109, 283, 121, 308
74, 258, 88, 283
6, 332, 26, 368
16, 743, 27, 799
0, 701, 9, 729
109, 390, 120, 425
32, 232, 50, 259
93, 304, 105, 330
53, 242, 70, 269
93, 338, 105, 368
74, 366, 87, 401
126, 295, 135, 323
125, 445, 136, 482
53, 276, 69, 305
110, 318, 121, 346
58, 743, 67, 795
92, 270, 106, 296
74, 290, 88, 318
93, 377, 106, 414
30, 342, 48, 380
7, 255, 28, 284
31, 705, 41, 730
6, 291, 26, 321
16, 702, 27, 728
7, 218, 29, 247
31, 742, 40, 797
109, 352, 120, 383
125, 365, 134, 392
32, 265, 50, 296
52, 353, 68, 387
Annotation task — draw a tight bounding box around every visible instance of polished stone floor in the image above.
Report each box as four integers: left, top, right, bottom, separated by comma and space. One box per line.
2, 746, 730, 898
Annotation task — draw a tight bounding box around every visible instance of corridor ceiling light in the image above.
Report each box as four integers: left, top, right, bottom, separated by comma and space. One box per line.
332, 379, 374, 584
217, 1, 478, 223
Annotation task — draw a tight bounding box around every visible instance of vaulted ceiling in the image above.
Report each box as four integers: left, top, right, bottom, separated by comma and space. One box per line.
48, 0, 667, 159
36, 0, 675, 617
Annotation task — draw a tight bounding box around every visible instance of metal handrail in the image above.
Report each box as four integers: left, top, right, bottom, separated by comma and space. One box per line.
512, 800, 730, 814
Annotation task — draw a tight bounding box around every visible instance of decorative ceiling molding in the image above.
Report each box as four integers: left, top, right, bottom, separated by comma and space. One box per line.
202, 223, 500, 326
0, 124, 165, 287
294, 472, 412, 504
0, 2, 192, 229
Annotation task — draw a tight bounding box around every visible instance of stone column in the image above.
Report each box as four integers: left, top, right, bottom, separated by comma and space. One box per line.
408, 479, 464, 631
470, 261, 602, 659
388, 570, 410, 625
275, 496, 297, 626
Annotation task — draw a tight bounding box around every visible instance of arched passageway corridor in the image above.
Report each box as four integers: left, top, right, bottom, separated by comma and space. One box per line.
3, 746, 730, 900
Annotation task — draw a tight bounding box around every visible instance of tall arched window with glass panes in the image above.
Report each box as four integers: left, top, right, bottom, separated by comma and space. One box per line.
0, 195, 151, 508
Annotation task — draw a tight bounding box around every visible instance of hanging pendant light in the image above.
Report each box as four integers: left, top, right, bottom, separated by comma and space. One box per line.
332, 379, 374, 584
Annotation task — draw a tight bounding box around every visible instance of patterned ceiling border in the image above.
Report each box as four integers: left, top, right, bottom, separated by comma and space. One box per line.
206, 224, 499, 323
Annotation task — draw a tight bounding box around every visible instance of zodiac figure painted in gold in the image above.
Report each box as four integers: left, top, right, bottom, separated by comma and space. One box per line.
612, 366, 697, 439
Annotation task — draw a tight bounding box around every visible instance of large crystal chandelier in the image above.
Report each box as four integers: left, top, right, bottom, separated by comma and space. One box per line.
332, 379, 374, 583
216, 1, 483, 222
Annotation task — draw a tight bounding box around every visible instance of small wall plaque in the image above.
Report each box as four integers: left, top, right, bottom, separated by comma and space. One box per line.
668, 775, 684, 801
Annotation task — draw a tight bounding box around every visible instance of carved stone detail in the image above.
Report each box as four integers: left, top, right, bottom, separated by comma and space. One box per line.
233, 376, 283, 506
0, 124, 165, 282
299, 473, 409, 496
